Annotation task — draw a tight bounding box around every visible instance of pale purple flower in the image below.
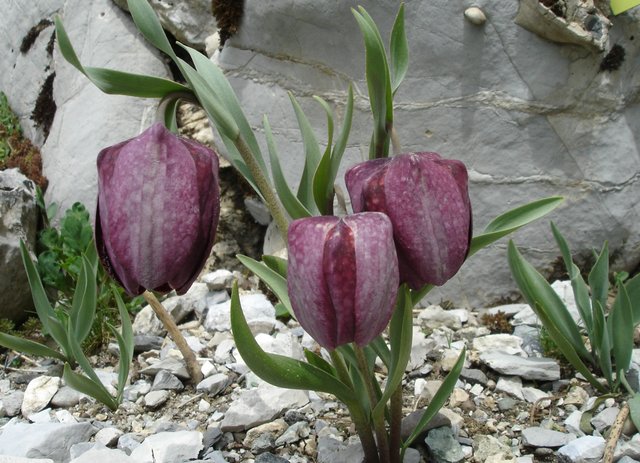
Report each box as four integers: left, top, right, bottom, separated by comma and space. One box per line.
96, 123, 220, 296
346, 152, 471, 289
287, 213, 399, 350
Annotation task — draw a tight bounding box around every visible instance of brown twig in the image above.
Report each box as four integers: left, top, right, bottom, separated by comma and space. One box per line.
603, 403, 630, 463
143, 291, 203, 384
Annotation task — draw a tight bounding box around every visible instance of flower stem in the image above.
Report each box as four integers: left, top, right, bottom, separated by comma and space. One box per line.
330, 350, 380, 463
143, 291, 203, 384
234, 135, 290, 243
354, 345, 390, 463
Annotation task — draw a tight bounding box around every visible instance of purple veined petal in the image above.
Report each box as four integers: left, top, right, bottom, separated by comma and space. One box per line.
344, 213, 399, 346
344, 157, 390, 212
96, 123, 220, 296
384, 153, 471, 286
288, 216, 341, 349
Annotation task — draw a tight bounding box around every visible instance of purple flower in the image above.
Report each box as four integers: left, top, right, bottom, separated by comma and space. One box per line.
345, 152, 471, 289
96, 123, 220, 296
287, 213, 399, 350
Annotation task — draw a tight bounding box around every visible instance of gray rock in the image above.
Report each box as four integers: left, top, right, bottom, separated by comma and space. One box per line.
116, 433, 144, 455
0, 169, 38, 322
316, 435, 365, 463
0, 421, 95, 462
220, 383, 309, 431
39, 0, 168, 218
204, 292, 275, 332
591, 406, 619, 432
521, 427, 576, 448
129, 431, 203, 463
242, 419, 287, 453
151, 370, 184, 391
68, 447, 133, 463
0, 457, 55, 463
495, 376, 524, 400
94, 427, 123, 447
255, 454, 289, 463
472, 435, 513, 461
50, 386, 85, 408
521, 387, 551, 405
140, 357, 189, 379
564, 410, 586, 437
480, 352, 561, 381
201, 270, 234, 291
459, 368, 489, 386
122, 380, 151, 402
275, 421, 311, 446
132, 335, 165, 353
425, 427, 465, 463
215, 0, 640, 308
472, 334, 525, 356
497, 397, 517, 412
3, 391, 24, 417
513, 325, 543, 355
112, 0, 217, 48
196, 373, 230, 396
417, 305, 463, 330
618, 457, 640, 463
143, 390, 170, 409
21, 376, 60, 417
557, 435, 605, 463
244, 197, 272, 226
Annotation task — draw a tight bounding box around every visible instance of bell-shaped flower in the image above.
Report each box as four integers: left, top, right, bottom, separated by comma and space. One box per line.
345, 152, 471, 289
96, 123, 220, 296
287, 213, 399, 350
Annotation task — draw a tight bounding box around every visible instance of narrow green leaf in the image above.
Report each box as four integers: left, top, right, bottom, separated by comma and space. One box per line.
304, 349, 337, 377
508, 241, 590, 359
54, 17, 83, 71
311, 97, 335, 215
330, 85, 354, 183
469, 197, 564, 257
70, 256, 97, 344
230, 283, 355, 403
176, 58, 239, 142
237, 254, 293, 317
112, 286, 134, 399
0, 333, 66, 362
373, 285, 413, 418
551, 222, 593, 333
262, 255, 288, 279
533, 304, 607, 393
593, 301, 613, 388
179, 43, 267, 173
263, 116, 312, 219
127, 0, 177, 59
352, 8, 392, 159
63, 364, 118, 411
289, 93, 322, 212
628, 393, 640, 431
389, 4, 409, 93
610, 283, 634, 375
403, 348, 466, 448
614, 273, 640, 325
163, 98, 180, 133
588, 242, 610, 320
369, 335, 391, 369
67, 319, 104, 387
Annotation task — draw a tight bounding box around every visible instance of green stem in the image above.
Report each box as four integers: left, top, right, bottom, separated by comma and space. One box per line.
389, 386, 403, 463
234, 135, 290, 242
331, 350, 380, 463
354, 345, 390, 463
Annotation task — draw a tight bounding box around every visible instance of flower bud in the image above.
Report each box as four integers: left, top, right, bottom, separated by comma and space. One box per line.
96, 123, 220, 296
287, 213, 399, 350
345, 152, 471, 289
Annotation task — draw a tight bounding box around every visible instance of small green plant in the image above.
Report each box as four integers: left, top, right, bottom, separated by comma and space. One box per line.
34, 199, 141, 351
0, 241, 133, 410
509, 222, 640, 397
0, 91, 22, 166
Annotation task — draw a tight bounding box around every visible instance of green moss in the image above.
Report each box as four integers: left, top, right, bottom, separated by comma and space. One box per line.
0, 92, 22, 166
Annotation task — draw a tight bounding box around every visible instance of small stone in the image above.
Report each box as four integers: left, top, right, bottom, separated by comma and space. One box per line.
464, 6, 487, 25
202, 269, 234, 291
459, 368, 489, 385
425, 426, 465, 463
498, 397, 517, 412
472, 334, 525, 356
144, 390, 170, 409
418, 305, 463, 330
133, 335, 165, 353
521, 427, 576, 448
496, 376, 524, 400
51, 386, 85, 408
255, 453, 289, 463
591, 406, 619, 432
95, 427, 124, 447
196, 373, 230, 396
275, 421, 311, 446
243, 419, 287, 453
522, 387, 551, 406
473, 435, 513, 461
401, 410, 451, 442
564, 385, 589, 406
22, 376, 60, 417
449, 388, 469, 408
244, 197, 272, 225
129, 431, 203, 463
557, 435, 605, 463
564, 410, 585, 437
480, 352, 561, 381
140, 357, 189, 379
151, 370, 184, 391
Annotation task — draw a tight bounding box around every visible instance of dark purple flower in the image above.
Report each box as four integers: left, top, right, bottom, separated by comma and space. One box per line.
345, 152, 471, 289
287, 213, 399, 350
96, 123, 220, 296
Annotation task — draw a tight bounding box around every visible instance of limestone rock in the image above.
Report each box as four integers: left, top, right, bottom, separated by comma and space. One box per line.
129, 431, 203, 463
0, 169, 37, 322
480, 352, 561, 381
21, 376, 60, 417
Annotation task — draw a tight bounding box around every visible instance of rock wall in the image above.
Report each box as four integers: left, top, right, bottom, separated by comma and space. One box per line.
215, 0, 640, 306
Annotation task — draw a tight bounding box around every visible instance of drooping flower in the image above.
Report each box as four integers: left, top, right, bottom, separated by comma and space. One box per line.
345, 152, 471, 289
96, 123, 220, 296
287, 213, 399, 350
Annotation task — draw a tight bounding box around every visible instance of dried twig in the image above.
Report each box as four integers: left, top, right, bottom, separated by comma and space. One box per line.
603, 403, 630, 463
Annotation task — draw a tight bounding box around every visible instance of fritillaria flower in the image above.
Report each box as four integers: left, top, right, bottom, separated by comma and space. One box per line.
287, 213, 399, 350
345, 152, 471, 289
96, 123, 220, 296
